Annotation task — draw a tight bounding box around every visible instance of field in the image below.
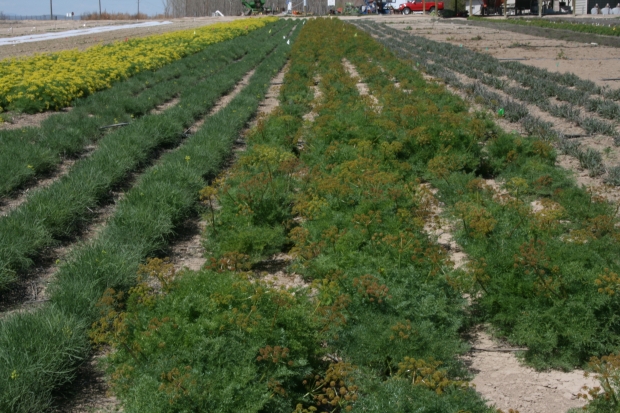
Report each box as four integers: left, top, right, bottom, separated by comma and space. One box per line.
1, 13, 620, 413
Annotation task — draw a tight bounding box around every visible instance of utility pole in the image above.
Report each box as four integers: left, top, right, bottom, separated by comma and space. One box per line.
99, 0, 102, 17
50, 0, 53, 20
138, 0, 140, 18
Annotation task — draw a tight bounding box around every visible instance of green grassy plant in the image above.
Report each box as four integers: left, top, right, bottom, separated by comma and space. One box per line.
0, 21, 297, 412
0, 24, 279, 198
0, 21, 291, 293
101, 18, 495, 413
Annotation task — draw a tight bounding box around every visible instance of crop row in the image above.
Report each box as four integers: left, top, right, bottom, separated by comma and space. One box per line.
356, 20, 620, 382
0, 21, 298, 413
358, 22, 620, 181
0, 18, 277, 113
0, 32, 255, 199
469, 16, 620, 38
376, 22, 620, 126
94, 18, 501, 413
86, 16, 620, 412
0, 20, 291, 295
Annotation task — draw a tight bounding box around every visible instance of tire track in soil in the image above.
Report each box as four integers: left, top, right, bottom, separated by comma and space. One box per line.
349, 58, 599, 413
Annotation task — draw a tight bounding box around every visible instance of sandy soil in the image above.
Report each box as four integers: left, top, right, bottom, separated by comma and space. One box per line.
465, 328, 598, 413
383, 16, 620, 90
0, 16, 253, 60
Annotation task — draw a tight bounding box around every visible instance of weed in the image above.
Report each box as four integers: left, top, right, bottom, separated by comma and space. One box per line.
604, 166, 620, 186
556, 49, 568, 60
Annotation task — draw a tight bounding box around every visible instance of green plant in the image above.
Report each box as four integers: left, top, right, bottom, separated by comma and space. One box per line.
579, 353, 620, 412
556, 49, 567, 60
0, 22, 298, 412
0, 21, 292, 293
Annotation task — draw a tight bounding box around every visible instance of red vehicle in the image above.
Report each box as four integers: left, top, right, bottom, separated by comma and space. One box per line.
399, 0, 444, 13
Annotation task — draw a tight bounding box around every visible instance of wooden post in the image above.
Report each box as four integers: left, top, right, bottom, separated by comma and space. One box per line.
539, 0, 542, 15
469, 0, 472, 15
50, 0, 53, 20
99, 0, 102, 17
504, 0, 507, 16
423, 0, 427, 13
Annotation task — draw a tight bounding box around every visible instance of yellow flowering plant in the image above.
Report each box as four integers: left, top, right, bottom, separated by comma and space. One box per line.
0, 18, 276, 113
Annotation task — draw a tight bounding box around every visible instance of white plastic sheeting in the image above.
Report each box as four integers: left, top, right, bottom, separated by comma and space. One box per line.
0, 21, 173, 47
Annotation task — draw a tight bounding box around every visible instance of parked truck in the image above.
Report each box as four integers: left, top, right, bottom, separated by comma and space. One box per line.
383, 0, 445, 13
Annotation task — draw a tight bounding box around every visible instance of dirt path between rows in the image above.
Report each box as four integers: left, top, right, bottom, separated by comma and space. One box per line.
167, 67, 259, 275
465, 327, 598, 413
386, 17, 620, 90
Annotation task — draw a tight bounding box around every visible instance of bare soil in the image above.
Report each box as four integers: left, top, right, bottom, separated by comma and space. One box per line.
149, 95, 180, 115
255, 62, 289, 119
0, 106, 72, 130
464, 327, 598, 413
382, 16, 620, 90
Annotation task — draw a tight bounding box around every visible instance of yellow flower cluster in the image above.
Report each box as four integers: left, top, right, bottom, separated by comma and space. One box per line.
0, 18, 277, 113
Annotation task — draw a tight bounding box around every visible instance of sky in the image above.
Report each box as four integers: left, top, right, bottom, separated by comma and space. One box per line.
0, 0, 165, 17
